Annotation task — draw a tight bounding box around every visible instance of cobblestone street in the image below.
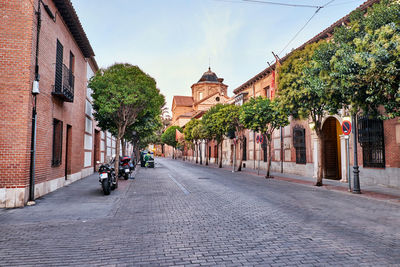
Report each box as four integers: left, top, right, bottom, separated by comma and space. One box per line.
1, 157, 399, 266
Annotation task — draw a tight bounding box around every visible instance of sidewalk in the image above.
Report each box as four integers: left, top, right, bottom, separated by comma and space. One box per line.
177, 158, 400, 203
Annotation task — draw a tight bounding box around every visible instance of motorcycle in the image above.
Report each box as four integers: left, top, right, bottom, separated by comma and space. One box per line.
98, 162, 116, 195
120, 156, 132, 180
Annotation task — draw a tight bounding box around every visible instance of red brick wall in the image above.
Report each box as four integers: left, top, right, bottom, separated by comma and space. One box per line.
0, 0, 91, 190
32, 0, 88, 183
0, 0, 35, 188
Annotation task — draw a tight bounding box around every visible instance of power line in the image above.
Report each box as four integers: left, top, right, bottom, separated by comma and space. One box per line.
278, 0, 335, 56
242, 0, 322, 9
326, 0, 363, 7
210, 0, 324, 9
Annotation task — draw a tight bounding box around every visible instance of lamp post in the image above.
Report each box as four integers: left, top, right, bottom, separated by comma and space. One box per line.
351, 114, 361, 193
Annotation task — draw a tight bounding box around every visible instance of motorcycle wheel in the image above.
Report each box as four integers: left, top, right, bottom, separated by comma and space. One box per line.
124, 173, 129, 180
102, 178, 111, 195
111, 175, 117, 190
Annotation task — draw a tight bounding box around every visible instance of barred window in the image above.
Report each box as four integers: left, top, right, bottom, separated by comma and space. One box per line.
358, 116, 385, 168
293, 127, 306, 164
52, 119, 63, 166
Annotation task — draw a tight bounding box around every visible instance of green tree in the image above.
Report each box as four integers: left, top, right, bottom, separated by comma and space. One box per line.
278, 41, 342, 185
216, 104, 245, 171
192, 122, 206, 165
184, 119, 200, 163
331, 0, 400, 118
125, 111, 163, 162
240, 97, 288, 178
90, 63, 163, 181
202, 104, 227, 168
161, 125, 182, 159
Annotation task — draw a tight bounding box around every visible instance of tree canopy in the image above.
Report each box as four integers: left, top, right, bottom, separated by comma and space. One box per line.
161, 125, 182, 149
330, 0, 400, 118
89, 63, 164, 178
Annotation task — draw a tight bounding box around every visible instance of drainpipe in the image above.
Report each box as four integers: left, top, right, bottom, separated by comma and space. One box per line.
29, 0, 42, 202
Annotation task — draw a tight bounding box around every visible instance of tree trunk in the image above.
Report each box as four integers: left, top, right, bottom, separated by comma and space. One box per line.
195, 142, 198, 164
205, 140, 209, 166
199, 142, 202, 165
219, 141, 223, 168
266, 138, 273, 178
315, 130, 324, 186
121, 138, 126, 156
135, 143, 140, 164
115, 135, 121, 188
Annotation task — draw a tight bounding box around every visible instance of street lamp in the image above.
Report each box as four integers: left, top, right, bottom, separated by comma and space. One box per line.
351, 114, 361, 194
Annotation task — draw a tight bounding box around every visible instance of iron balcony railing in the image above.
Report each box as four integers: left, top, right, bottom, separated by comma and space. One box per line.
52, 64, 74, 102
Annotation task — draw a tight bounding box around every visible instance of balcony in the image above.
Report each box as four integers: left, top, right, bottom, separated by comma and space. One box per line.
52, 64, 74, 102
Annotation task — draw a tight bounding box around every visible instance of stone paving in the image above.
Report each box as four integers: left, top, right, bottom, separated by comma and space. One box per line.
0, 158, 399, 266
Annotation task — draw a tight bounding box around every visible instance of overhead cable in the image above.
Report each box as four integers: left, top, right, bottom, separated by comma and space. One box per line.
278, 0, 335, 56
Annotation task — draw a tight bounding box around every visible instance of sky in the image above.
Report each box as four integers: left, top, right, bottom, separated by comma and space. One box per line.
71, 0, 367, 114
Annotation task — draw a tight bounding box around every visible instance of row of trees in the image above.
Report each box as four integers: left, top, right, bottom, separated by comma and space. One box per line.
89, 63, 165, 183
175, 98, 288, 178
278, 0, 400, 185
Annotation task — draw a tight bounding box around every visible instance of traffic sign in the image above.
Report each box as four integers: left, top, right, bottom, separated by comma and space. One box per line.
259, 135, 264, 144
342, 120, 352, 135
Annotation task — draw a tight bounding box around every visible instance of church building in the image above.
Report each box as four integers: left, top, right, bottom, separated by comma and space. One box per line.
171, 67, 230, 128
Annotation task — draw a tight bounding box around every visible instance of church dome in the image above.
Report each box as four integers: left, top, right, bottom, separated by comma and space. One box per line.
198, 67, 219, 83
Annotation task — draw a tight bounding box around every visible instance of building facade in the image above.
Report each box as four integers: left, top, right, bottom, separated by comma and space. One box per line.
167, 0, 400, 190
0, 0, 114, 208
231, 0, 400, 189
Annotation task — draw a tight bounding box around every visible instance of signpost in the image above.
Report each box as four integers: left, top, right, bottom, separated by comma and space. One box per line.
342, 120, 352, 191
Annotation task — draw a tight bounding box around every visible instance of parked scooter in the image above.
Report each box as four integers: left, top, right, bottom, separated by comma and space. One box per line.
120, 156, 132, 180
98, 162, 116, 195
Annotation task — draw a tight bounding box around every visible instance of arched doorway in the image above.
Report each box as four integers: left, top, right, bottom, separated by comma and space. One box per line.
322, 117, 341, 180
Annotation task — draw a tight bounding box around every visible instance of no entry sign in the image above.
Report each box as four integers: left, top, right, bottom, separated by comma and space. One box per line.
342, 120, 352, 135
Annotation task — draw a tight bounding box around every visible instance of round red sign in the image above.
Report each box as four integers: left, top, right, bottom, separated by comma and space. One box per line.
342, 120, 352, 135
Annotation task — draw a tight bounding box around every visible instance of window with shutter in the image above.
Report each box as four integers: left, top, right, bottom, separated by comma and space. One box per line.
54, 40, 63, 94
52, 119, 63, 166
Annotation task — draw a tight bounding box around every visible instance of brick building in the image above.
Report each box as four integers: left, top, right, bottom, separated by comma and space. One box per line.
231, 0, 400, 189
0, 0, 117, 208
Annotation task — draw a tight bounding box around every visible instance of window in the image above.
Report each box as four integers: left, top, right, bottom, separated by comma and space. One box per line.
242, 137, 247, 161
54, 40, 63, 92
199, 92, 203, 100
293, 127, 306, 164
85, 100, 92, 117
52, 119, 63, 166
69, 51, 75, 74
358, 116, 385, 168
264, 86, 271, 99
262, 138, 267, 162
